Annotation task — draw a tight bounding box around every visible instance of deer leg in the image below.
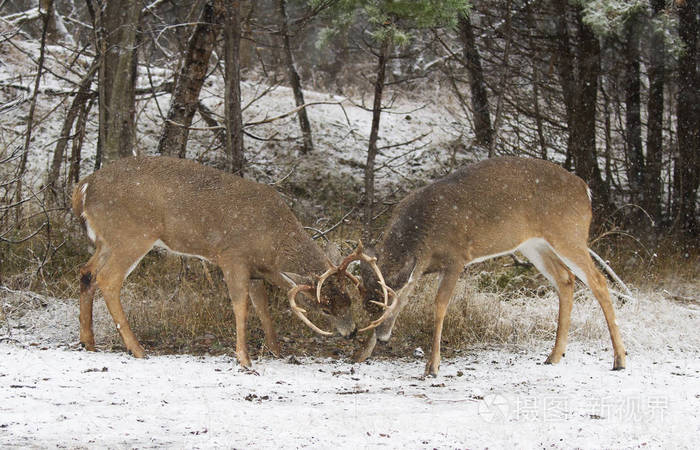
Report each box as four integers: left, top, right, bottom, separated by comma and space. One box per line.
585, 263, 626, 370
249, 280, 280, 357
79, 260, 98, 351
555, 245, 626, 370
78, 247, 110, 351
354, 278, 418, 363
222, 264, 252, 368
425, 268, 460, 377
375, 278, 418, 342
520, 243, 575, 364
95, 253, 148, 358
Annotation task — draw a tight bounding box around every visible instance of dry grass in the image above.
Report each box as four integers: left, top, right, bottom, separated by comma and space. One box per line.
2, 212, 699, 361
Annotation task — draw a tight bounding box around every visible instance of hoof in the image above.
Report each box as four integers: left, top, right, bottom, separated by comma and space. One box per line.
544, 352, 563, 365
612, 353, 626, 370
266, 342, 282, 358
353, 332, 377, 363
128, 347, 147, 359
79, 341, 96, 352
424, 362, 440, 377
237, 354, 252, 369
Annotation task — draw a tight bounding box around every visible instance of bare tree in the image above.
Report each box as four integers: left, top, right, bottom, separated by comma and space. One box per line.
644, 0, 665, 223
457, 11, 493, 149
277, 0, 314, 154
674, 0, 699, 235
157, 0, 225, 158
623, 12, 644, 204
363, 36, 390, 241
15, 0, 52, 222
46, 62, 98, 203
90, 0, 143, 167
223, 0, 245, 175
552, 0, 609, 212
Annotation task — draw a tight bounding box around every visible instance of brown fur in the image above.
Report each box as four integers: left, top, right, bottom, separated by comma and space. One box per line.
72, 156, 356, 366
358, 157, 626, 376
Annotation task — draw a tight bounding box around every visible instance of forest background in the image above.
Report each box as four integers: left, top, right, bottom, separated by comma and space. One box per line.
0, 0, 697, 356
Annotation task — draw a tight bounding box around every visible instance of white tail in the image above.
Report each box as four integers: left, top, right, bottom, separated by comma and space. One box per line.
72, 156, 360, 367
356, 157, 626, 376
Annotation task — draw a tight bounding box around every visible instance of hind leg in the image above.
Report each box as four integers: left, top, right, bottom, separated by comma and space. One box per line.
551, 244, 626, 370
519, 242, 575, 365
249, 280, 280, 357
78, 245, 110, 351
93, 243, 153, 358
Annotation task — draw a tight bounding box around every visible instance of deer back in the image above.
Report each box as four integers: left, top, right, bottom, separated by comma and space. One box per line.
73, 156, 328, 278
374, 157, 593, 284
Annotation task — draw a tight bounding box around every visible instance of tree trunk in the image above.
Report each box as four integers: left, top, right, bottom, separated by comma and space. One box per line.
15, 0, 51, 222
223, 0, 245, 175
278, 0, 313, 154
675, 0, 699, 235
69, 97, 95, 187
98, 0, 142, 167
157, 0, 224, 158
623, 13, 644, 204
457, 13, 493, 149
363, 37, 390, 241
552, 0, 609, 212
644, 0, 665, 224
46, 61, 98, 203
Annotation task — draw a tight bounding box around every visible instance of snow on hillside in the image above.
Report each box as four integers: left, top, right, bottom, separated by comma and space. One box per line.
0, 34, 467, 211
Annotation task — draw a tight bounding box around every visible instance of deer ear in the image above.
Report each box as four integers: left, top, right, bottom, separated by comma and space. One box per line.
324, 242, 343, 266
281, 272, 309, 287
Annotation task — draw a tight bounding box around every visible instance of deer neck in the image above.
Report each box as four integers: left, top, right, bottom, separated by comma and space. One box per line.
277, 232, 329, 278
376, 230, 420, 291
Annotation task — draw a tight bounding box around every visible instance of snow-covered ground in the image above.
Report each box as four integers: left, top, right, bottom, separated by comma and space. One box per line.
2, 292, 699, 448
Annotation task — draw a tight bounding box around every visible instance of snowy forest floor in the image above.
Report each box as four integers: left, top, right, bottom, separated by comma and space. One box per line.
1, 289, 699, 448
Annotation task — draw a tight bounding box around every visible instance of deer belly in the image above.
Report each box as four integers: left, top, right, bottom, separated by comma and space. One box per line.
153, 239, 211, 262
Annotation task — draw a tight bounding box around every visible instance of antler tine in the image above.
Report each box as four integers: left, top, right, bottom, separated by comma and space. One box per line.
288, 284, 333, 336
315, 267, 337, 304
316, 240, 366, 302
337, 240, 365, 272
358, 288, 398, 333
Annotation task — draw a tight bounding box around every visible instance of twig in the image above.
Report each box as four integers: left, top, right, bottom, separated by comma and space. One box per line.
244, 101, 348, 127
588, 249, 634, 299
304, 226, 329, 243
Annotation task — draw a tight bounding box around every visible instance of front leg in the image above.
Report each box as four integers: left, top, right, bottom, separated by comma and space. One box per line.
424, 268, 459, 377
222, 264, 252, 368
249, 280, 281, 357
354, 279, 414, 363
353, 331, 377, 363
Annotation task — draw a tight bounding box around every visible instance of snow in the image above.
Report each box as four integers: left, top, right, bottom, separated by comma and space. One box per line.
1, 291, 699, 448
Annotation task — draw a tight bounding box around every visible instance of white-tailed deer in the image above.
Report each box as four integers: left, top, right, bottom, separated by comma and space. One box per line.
354, 157, 626, 376
72, 156, 361, 367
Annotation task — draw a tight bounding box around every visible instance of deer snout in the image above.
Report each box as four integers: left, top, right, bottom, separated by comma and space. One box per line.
332, 312, 357, 339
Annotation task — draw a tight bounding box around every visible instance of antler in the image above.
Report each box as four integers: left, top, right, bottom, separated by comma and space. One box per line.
338, 241, 396, 308
288, 284, 333, 336
332, 241, 398, 333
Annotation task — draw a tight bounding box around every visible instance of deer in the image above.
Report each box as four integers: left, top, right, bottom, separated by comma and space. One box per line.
71, 155, 379, 368
351, 157, 627, 377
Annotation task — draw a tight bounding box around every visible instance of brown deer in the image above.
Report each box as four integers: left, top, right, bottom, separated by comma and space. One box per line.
72, 156, 363, 367
354, 157, 626, 376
